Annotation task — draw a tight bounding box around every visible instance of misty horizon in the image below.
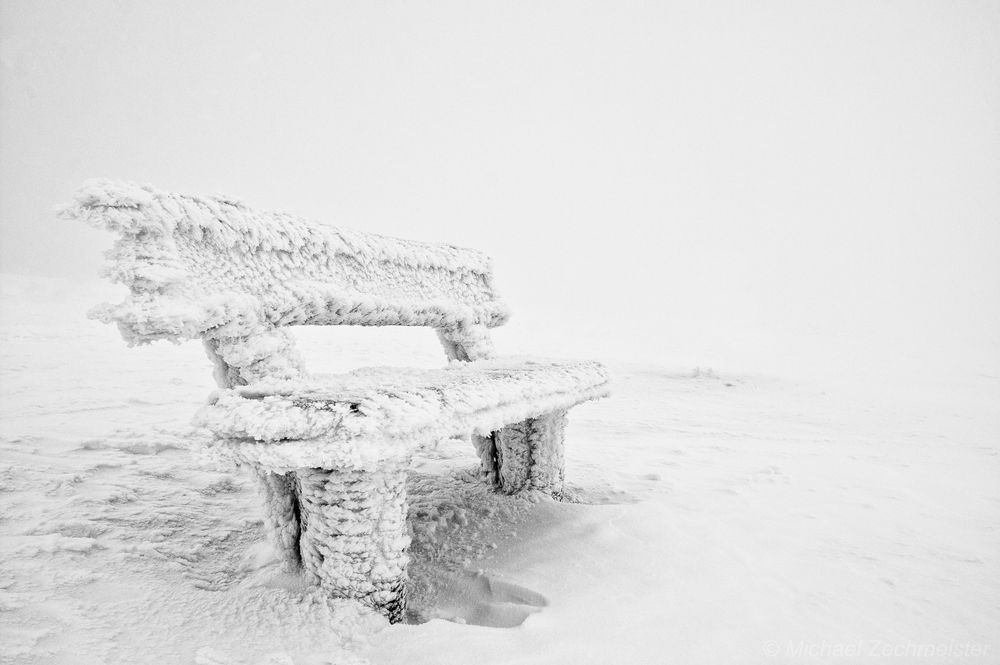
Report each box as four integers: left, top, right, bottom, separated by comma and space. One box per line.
2, 1, 998, 375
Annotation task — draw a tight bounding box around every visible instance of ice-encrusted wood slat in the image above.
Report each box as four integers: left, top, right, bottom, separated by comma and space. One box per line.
59, 179, 510, 346
195, 359, 607, 473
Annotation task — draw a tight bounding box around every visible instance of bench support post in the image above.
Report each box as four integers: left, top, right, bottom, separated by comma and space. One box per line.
436, 323, 495, 362
484, 409, 568, 496
203, 329, 304, 388
251, 469, 303, 572
295, 465, 411, 623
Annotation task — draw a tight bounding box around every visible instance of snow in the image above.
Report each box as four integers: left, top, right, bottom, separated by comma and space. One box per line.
2, 273, 998, 664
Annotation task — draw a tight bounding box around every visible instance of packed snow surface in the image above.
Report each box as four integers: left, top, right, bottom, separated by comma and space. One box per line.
2, 274, 998, 664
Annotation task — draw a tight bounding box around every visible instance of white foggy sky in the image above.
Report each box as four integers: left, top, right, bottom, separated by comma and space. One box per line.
1, 0, 998, 373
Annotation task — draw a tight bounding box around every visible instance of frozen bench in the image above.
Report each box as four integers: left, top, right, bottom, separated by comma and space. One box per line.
63, 180, 609, 622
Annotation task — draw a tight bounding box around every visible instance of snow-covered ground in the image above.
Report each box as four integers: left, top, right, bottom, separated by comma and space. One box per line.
1, 273, 998, 664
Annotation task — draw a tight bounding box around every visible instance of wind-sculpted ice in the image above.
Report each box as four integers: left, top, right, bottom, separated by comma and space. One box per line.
64, 179, 609, 621
58, 178, 509, 385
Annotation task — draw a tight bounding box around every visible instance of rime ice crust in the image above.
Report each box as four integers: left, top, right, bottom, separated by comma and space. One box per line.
58, 178, 510, 348
296, 466, 411, 623
194, 359, 609, 472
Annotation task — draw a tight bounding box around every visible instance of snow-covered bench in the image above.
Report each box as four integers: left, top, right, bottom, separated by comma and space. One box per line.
63, 180, 608, 622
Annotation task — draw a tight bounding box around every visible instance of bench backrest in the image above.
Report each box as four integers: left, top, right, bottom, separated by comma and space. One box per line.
63, 180, 508, 386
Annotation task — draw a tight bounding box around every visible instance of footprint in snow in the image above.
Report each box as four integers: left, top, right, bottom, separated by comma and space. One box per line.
418, 571, 547, 628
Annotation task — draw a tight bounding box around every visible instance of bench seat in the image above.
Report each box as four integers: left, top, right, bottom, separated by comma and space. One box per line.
195, 358, 609, 472
192, 358, 606, 622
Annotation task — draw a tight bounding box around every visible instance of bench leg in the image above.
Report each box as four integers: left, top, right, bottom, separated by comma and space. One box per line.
435, 324, 495, 362
294, 465, 411, 623
252, 468, 303, 572
486, 409, 568, 496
